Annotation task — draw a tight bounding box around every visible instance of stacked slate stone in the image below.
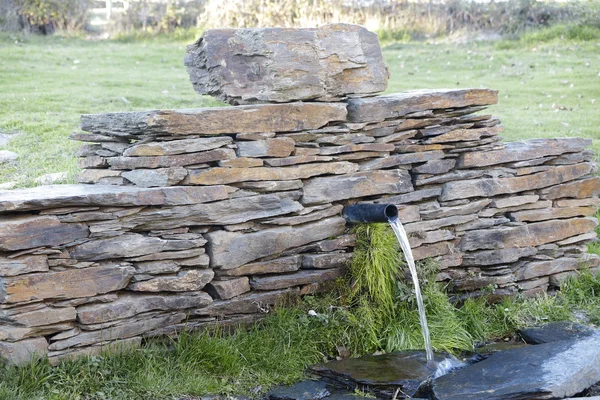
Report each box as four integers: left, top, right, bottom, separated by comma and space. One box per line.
1, 24, 599, 366
345, 94, 600, 299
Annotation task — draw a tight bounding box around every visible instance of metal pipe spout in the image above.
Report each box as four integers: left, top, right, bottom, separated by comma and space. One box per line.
342, 203, 398, 224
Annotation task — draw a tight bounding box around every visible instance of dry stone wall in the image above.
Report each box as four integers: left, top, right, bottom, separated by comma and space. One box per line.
1, 25, 599, 366
1, 88, 599, 366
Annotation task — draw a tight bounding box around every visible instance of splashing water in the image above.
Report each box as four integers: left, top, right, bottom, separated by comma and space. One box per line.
433, 356, 466, 378
388, 216, 435, 366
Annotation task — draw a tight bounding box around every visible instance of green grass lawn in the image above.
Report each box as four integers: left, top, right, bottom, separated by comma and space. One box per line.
0, 32, 599, 187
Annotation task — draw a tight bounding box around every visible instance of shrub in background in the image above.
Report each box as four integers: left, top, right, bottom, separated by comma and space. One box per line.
16, 0, 89, 34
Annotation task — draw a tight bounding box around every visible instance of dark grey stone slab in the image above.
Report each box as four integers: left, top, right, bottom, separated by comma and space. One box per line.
311, 351, 445, 398
519, 322, 596, 345
432, 332, 600, 400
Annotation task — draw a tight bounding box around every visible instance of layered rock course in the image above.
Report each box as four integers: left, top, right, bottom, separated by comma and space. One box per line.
1, 25, 598, 366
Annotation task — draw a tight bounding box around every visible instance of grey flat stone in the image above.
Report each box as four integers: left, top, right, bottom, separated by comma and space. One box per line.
519, 322, 596, 345
311, 351, 445, 398
0, 184, 234, 212
346, 89, 497, 123
432, 332, 600, 400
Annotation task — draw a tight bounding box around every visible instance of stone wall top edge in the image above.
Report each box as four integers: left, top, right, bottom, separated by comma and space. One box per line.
79, 101, 348, 119
78, 88, 497, 136
0, 184, 234, 213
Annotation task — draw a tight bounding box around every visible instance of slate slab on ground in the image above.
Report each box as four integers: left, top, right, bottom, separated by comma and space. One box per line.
309, 350, 446, 398
432, 331, 600, 400
519, 321, 596, 344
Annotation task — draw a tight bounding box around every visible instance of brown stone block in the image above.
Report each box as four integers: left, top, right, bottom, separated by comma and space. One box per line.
123, 137, 232, 156
122, 167, 188, 187
0, 184, 234, 212
462, 247, 537, 266
77, 292, 212, 324
236, 138, 295, 158
426, 126, 503, 144
346, 88, 498, 123
540, 177, 600, 200
107, 148, 235, 169
412, 241, 455, 261
187, 162, 358, 185
120, 192, 303, 230
0, 255, 49, 277
81, 103, 347, 136
516, 257, 584, 281
206, 217, 346, 269
0, 337, 48, 365
206, 277, 251, 300
408, 230, 455, 248
216, 256, 302, 277
456, 138, 591, 168
301, 253, 353, 269
0, 215, 88, 252
185, 24, 388, 104
440, 163, 594, 201
128, 269, 214, 292
510, 206, 597, 222
250, 268, 343, 291
49, 313, 185, 351
0, 266, 133, 304
194, 289, 299, 317
302, 170, 413, 205
459, 217, 598, 251
358, 150, 445, 171
70, 233, 202, 261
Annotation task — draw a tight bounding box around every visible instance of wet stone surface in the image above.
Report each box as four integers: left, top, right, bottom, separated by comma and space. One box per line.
519, 321, 596, 344
309, 351, 446, 398
267, 380, 330, 400
432, 332, 600, 400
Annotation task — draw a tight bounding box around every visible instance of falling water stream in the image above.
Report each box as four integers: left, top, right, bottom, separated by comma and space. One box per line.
388, 216, 435, 367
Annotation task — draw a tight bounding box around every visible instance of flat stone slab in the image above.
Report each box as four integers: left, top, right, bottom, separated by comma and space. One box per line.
185, 24, 388, 104
432, 332, 600, 400
346, 89, 498, 123
519, 322, 596, 345
440, 162, 595, 201
457, 138, 592, 168
310, 351, 446, 398
0, 215, 88, 251
459, 217, 598, 251
0, 337, 48, 365
0, 184, 233, 212
206, 217, 346, 269
541, 177, 600, 200
301, 170, 413, 205
80, 102, 347, 137
0, 266, 133, 304
77, 292, 212, 324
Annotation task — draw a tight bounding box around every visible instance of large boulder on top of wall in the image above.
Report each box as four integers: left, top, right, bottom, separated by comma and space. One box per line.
184, 24, 389, 104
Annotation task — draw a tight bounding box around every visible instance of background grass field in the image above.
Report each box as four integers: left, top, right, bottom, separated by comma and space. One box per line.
0, 30, 599, 187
